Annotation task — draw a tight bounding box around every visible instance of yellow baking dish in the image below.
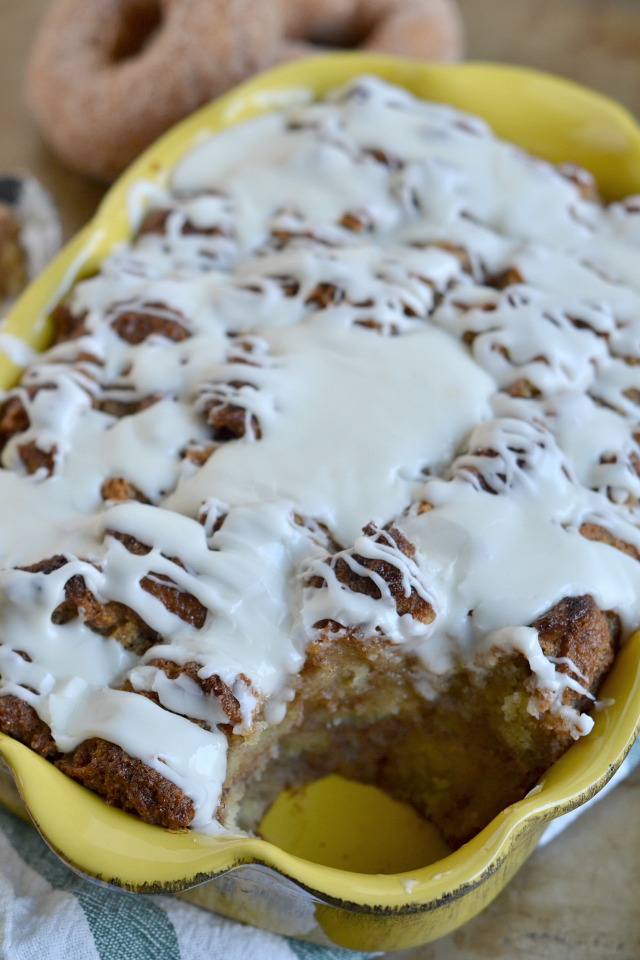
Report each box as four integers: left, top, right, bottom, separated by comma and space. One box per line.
1, 53, 640, 951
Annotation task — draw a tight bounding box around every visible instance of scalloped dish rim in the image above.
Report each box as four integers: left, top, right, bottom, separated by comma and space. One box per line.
1, 52, 640, 947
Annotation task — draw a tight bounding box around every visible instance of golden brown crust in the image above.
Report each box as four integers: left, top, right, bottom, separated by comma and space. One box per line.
139, 207, 232, 238
310, 523, 435, 626
52, 573, 162, 655
579, 521, 640, 562
0, 395, 30, 449
55, 737, 194, 829
101, 476, 151, 503
145, 657, 244, 725
532, 594, 619, 711
0, 384, 59, 454
200, 388, 262, 442
50, 302, 88, 344
17, 554, 70, 575
0, 205, 28, 301
0, 695, 196, 829
139, 574, 208, 628
93, 392, 161, 419
16, 440, 57, 476
0, 695, 61, 761
110, 304, 190, 344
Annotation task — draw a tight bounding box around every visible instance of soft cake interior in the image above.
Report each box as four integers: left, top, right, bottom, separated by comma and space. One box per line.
222, 594, 618, 849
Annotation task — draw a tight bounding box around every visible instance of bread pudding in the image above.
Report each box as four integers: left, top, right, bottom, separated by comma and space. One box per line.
0, 76, 638, 849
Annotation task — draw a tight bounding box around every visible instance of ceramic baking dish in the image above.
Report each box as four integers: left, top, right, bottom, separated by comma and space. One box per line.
1, 53, 640, 952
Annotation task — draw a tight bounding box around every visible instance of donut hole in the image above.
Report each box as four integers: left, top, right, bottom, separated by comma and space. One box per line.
109, 0, 163, 63
302, 21, 374, 50
287, 10, 376, 50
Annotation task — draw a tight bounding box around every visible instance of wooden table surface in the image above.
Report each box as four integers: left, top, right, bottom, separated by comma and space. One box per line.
1, 2, 639, 958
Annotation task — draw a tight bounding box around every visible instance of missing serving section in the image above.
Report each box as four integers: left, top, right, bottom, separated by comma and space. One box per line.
0, 75, 638, 847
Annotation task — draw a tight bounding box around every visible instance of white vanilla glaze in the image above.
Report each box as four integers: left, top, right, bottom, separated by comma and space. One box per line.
2, 76, 640, 830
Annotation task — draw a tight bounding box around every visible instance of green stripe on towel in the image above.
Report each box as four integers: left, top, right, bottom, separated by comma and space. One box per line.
0, 806, 181, 960
288, 940, 375, 960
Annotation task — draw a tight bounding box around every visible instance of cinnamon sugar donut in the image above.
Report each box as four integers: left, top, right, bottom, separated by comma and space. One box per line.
26, 0, 463, 182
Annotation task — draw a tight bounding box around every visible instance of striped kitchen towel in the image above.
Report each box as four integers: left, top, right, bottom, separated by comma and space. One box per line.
0, 802, 378, 960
